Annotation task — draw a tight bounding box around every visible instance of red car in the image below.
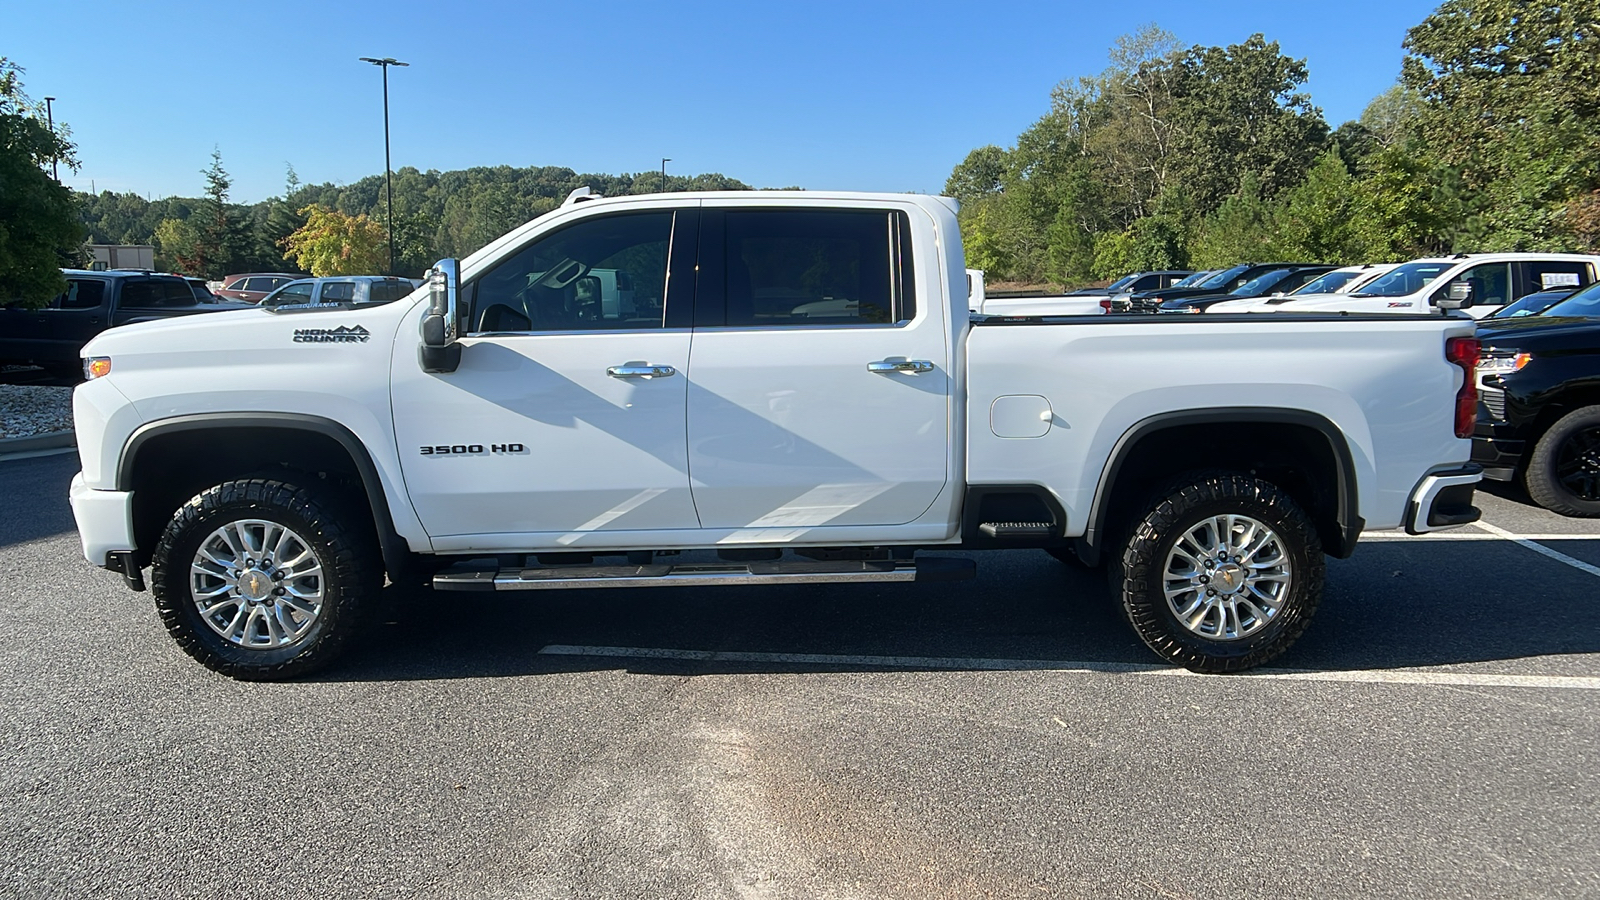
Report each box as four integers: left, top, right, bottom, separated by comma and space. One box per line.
215, 273, 304, 304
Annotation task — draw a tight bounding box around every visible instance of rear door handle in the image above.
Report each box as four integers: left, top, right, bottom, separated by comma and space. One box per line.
867, 359, 935, 375
607, 363, 677, 379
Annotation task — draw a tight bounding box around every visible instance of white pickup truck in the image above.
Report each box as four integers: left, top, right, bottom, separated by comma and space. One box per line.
1246, 253, 1600, 317
69, 190, 1485, 680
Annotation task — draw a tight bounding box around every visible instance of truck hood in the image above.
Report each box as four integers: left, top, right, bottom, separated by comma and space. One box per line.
1476, 315, 1600, 351
82, 299, 415, 361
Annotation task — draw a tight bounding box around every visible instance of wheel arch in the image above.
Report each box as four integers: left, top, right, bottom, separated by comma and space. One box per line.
1075, 408, 1362, 566
116, 413, 411, 580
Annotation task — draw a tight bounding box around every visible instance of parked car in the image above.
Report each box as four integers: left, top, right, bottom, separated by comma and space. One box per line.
259, 276, 423, 308
1061, 270, 1193, 297
1110, 270, 1217, 312
1204, 264, 1399, 314
1474, 284, 1600, 515
1124, 263, 1319, 312
1257, 253, 1600, 318
70, 189, 1484, 680
1159, 266, 1336, 313
0, 270, 251, 377
1485, 288, 1579, 319
215, 273, 305, 304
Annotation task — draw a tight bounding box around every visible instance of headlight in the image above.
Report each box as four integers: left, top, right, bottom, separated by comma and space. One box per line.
1475, 352, 1531, 376
83, 357, 112, 380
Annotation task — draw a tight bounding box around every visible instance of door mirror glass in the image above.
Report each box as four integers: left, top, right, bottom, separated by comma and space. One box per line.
420, 258, 462, 373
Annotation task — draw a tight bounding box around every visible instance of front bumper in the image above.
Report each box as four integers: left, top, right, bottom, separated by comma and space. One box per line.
1471, 436, 1525, 481
69, 472, 136, 568
1403, 464, 1483, 535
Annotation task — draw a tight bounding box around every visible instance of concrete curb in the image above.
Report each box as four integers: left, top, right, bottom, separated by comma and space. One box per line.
0, 431, 76, 458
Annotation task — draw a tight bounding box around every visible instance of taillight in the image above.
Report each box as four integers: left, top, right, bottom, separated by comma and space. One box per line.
1445, 336, 1479, 438
1099, 299, 1111, 312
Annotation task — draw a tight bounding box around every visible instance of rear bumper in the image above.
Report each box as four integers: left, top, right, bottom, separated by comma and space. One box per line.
69, 472, 136, 567
1471, 436, 1525, 481
1403, 464, 1483, 535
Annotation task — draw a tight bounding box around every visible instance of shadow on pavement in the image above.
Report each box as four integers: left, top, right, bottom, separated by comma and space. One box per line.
316, 537, 1600, 683
0, 453, 80, 548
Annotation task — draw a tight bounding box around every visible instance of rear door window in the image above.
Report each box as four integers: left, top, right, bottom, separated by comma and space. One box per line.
1524, 261, 1592, 294
57, 280, 106, 310
717, 209, 913, 326
318, 281, 357, 303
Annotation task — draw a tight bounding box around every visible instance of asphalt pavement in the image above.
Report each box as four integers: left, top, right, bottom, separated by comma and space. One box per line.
2, 451, 1598, 899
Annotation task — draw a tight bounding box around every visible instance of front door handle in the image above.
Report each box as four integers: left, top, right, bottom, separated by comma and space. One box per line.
607, 363, 677, 379
867, 359, 935, 375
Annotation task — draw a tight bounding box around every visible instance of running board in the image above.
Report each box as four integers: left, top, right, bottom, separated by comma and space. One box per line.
433, 556, 975, 592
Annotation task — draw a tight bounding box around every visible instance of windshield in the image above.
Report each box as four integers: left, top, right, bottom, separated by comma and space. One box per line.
1231, 270, 1291, 296
1542, 282, 1600, 318
1198, 265, 1249, 290
1290, 270, 1360, 296
1489, 290, 1574, 318
1350, 262, 1453, 298
1171, 270, 1213, 288
1104, 274, 1138, 292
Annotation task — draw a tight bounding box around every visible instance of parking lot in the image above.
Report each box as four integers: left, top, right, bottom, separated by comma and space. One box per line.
2, 449, 1597, 899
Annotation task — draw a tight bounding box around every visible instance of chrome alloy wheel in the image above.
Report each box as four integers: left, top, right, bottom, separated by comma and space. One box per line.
189, 520, 324, 649
1162, 514, 1292, 641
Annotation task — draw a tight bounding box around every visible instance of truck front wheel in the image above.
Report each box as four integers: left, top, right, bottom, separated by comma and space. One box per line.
1113, 472, 1324, 673
150, 478, 380, 680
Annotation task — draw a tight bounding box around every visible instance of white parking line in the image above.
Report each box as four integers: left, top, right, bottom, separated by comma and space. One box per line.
1470, 521, 1600, 578
1362, 531, 1600, 542
537, 645, 1600, 691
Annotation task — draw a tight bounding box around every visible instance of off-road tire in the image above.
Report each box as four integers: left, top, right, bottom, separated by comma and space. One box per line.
1113, 471, 1324, 673
1524, 406, 1600, 517
151, 478, 380, 680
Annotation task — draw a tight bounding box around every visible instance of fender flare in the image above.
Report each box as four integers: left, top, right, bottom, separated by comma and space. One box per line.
1076, 408, 1363, 565
117, 413, 412, 579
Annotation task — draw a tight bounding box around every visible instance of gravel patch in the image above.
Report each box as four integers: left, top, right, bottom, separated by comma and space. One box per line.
0, 384, 73, 440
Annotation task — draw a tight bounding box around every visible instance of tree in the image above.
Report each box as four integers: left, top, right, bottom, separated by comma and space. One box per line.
1401, 0, 1600, 248
0, 58, 84, 308
944, 145, 1008, 205
1165, 34, 1330, 216
280, 205, 388, 276
175, 149, 250, 277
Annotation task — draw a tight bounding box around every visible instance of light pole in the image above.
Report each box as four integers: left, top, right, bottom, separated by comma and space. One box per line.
359, 57, 408, 274
43, 97, 57, 181
660, 157, 670, 192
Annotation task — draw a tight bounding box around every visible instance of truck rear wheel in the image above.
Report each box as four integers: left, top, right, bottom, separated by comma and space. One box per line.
1112, 472, 1324, 673
1524, 406, 1600, 517
150, 478, 379, 680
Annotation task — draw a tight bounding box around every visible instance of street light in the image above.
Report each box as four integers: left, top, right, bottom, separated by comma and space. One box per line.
660, 157, 670, 192
359, 57, 409, 274
43, 96, 57, 181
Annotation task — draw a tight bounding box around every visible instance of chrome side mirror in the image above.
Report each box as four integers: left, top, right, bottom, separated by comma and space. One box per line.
420, 258, 462, 373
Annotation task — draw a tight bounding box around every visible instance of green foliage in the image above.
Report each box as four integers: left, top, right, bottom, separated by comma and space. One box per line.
1401, 0, 1600, 248
76, 163, 754, 279
0, 58, 85, 308
950, 4, 1600, 285
175, 149, 252, 278
281, 205, 388, 276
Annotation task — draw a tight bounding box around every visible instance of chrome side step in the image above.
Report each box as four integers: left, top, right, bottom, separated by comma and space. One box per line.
433, 556, 975, 592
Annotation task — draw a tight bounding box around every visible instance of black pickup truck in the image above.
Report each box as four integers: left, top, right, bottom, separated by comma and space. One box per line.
1473, 283, 1600, 516
1, 269, 249, 377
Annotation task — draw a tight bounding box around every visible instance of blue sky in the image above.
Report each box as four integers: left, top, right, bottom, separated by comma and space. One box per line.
11, 0, 1441, 204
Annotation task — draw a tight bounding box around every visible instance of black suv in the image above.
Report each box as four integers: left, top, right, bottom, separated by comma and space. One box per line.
0, 270, 250, 377
1473, 283, 1600, 516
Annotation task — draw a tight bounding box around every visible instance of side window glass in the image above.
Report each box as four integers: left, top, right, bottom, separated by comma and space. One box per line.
162, 280, 194, 304
120, 280, 162, 308
225, 278, 248, 291
469, 212, 672, 333
320, 282, 356, 303
1456, 263, 1512, 307
722, 209, 909, 327
268, 283, 314, 307
1526, 261, 1591, 293
57, 280, 106, 310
